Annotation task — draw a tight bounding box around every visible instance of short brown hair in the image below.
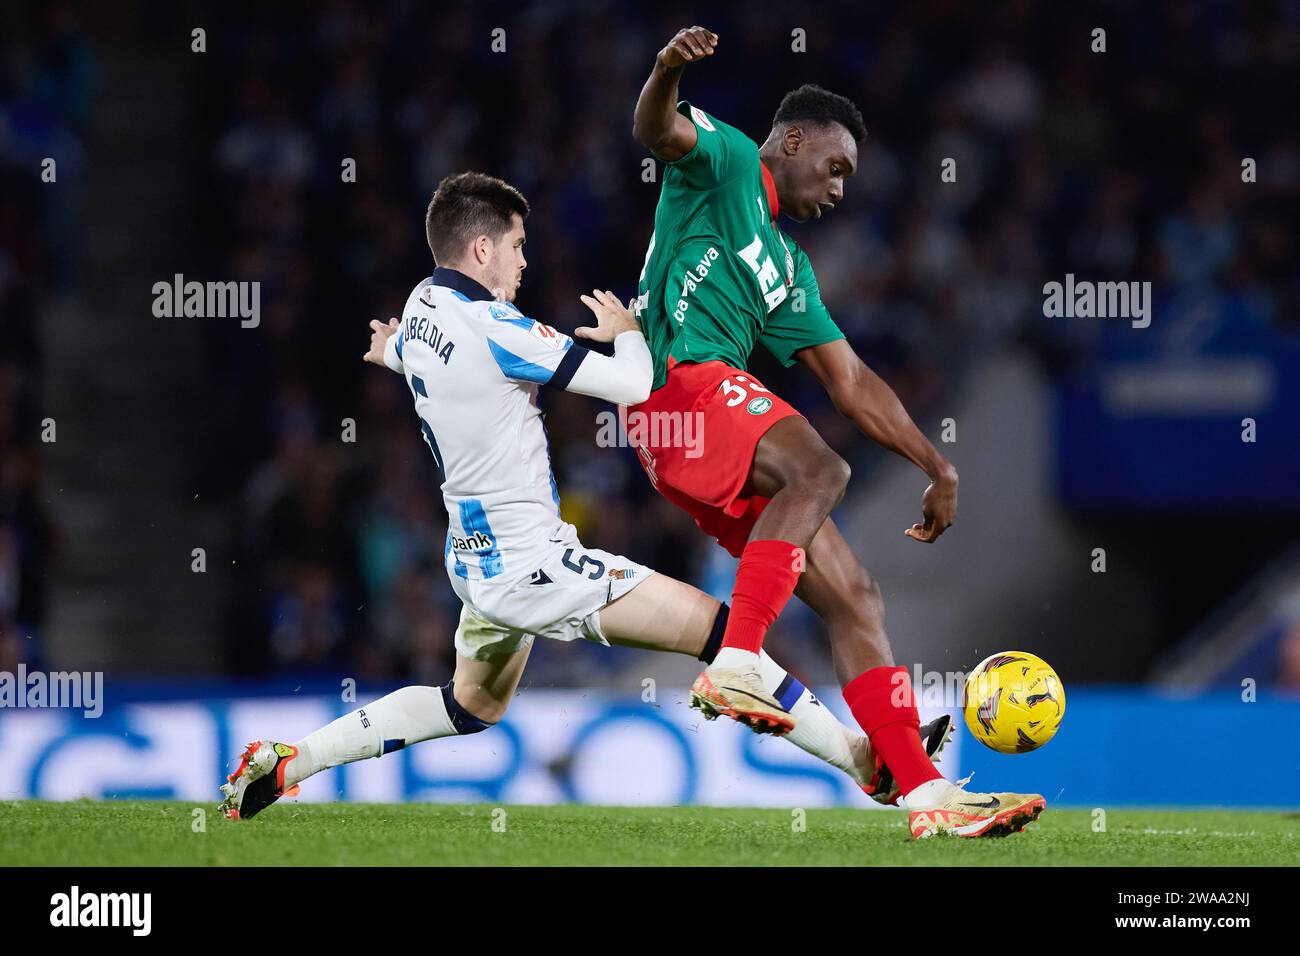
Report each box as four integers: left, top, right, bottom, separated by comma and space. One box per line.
425, 172, 530, 265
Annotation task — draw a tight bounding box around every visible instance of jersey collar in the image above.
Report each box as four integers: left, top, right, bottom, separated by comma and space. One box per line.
432, 267, 495, 302
760, 161, 780, 221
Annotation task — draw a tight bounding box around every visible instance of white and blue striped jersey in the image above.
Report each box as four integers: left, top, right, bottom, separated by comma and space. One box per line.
383, 267, 651, 585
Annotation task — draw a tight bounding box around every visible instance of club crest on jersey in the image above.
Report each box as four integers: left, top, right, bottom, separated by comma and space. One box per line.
747, 397, 773, 415
689, 105, 716, 132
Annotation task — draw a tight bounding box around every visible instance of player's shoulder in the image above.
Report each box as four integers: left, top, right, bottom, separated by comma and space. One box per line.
480, 300, 573, 353
483, 299, 528, 323
678, 101, 757, 150
405, 276, 437, 308
475, 299, 538, 336
678, 101, 743, 136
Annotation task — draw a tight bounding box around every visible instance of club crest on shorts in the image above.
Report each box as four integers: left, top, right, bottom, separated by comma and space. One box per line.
746, 396, 772, 415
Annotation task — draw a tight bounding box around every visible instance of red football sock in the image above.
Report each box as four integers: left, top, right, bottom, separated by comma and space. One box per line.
843, 665, 943, 796
720, 539, 803, 654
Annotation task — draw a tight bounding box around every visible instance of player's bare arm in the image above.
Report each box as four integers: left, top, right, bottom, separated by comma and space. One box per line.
796, 338, 958, 543
632, 26, 717, 161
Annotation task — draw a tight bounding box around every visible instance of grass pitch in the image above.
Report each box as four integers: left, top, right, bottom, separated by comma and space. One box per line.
1, 801, 1295, 866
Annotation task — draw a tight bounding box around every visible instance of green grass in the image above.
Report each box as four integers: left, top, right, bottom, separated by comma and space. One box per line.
1, 801, 1296, 866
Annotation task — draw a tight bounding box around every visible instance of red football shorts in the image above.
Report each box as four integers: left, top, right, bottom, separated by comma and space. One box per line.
625, 359, 802, 558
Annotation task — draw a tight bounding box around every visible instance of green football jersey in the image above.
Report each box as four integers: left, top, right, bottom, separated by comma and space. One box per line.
635, 101, 845, 389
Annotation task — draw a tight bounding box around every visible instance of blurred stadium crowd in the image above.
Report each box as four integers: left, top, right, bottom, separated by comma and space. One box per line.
0, 2, 90, 675
6, 2, 1300, 686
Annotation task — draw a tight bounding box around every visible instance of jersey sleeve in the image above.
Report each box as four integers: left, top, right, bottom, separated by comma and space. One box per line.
758, 245, 845, 366
483, 302, 588, 388
565, 330, 652, 405
484, 303, 652, 405
664, 101, 755, 190
382, 328, 404, 373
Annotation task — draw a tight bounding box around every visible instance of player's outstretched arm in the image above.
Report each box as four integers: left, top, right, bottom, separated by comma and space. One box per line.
633, 26, 717, 161
797, 338, 959, 543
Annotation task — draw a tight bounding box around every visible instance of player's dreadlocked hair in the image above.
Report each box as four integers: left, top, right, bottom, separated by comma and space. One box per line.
425, 171, 530, 265
772, 83, 867, 142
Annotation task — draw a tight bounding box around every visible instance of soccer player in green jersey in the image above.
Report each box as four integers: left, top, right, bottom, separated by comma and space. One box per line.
628, 26, 1045, 837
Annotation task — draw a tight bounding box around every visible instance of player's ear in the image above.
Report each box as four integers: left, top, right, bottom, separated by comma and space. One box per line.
782, 125, 803, 155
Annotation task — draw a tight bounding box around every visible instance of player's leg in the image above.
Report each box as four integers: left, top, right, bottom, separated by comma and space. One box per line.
220, 629, 531, 820
286, 643, 532, 786
746, 429, 953, 803
597, 571, 950, 800
710, 415, 848, 666
747, 416, 851, 547
794, 518, 1044, 835
595, 569, 717, 655
790, 518, 941, 805
792, 518, 893, 685
680, 414, 848, 729
630, 363, 1041, 832
626, 364, 848, 719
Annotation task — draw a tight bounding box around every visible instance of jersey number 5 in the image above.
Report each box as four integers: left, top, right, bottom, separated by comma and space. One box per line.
562, 548, 606, 580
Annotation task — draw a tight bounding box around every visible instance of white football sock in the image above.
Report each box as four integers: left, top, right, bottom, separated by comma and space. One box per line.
754, 651, 871, 787
282, 663, 885, 799
712, 646, 761, 669
900, 777, 958, 810
286, 686, 460, 788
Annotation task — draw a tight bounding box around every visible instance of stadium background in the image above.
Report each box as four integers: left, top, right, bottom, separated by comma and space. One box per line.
2, 0, 1298, 809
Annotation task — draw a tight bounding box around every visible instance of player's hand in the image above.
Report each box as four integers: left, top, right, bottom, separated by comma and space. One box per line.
657, 26, 718, 70
575, 290, 640, 343
363, 317, 400, 367
905, 469, 958, 543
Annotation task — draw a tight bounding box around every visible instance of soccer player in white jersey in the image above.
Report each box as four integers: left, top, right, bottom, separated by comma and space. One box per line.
219, 172, 951, 822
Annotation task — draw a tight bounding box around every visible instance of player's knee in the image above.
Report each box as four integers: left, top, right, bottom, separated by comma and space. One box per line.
780, 447, 852, 509
800, 450, 850, 509
827, 454, 851, 503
